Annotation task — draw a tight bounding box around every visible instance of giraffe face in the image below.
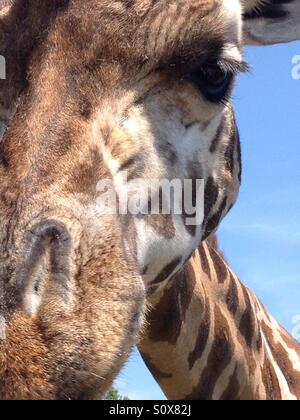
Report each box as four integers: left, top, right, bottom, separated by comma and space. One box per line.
0, 0, 245, 399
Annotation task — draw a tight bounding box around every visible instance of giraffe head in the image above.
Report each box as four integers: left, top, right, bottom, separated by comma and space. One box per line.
0, 0, 299, 400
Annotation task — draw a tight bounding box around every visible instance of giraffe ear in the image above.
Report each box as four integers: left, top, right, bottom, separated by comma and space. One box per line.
241, 0, 300, 45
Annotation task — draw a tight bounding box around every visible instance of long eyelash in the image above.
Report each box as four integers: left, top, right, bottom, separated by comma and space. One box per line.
214, 60, 250, 106
219, 59, 251, 75
219, 96, 231, 107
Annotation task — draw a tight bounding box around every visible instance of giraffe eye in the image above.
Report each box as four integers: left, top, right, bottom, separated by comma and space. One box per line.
189, 65, 234, 102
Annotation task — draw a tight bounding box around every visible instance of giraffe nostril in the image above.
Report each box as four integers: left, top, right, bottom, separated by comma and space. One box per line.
17, 220, 73, 315
29, 220, 71, 244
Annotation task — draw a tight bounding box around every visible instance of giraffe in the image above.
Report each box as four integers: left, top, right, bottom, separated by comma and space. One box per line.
138, 1, 300, 400
139, 237, 300, 400
0, 0, 299, 400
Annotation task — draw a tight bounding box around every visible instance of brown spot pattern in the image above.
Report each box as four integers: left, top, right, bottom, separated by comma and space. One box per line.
224, 125, 237, 174
210, 118, 225, 154
204, 197, 227, 239
188, 296, 210, 369
198, 244, 211, 278
151, 257, 182, 285
226, 273, 239, 315
240, 286, 256, 348
146, 278, 181, 345
204, 176, 219, 220
180, 263, 197, 322
139, 352, 172, 381
210, 247, 228, 284
220, 366, 240, 400
185, 306, 233, 400
262, 321, 300, 398
261, 355, 282, 400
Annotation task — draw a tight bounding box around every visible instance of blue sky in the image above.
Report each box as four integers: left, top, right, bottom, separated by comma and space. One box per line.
116, 41, 300, 400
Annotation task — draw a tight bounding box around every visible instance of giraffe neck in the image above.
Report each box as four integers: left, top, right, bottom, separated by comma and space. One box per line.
139, 236, 300, 400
